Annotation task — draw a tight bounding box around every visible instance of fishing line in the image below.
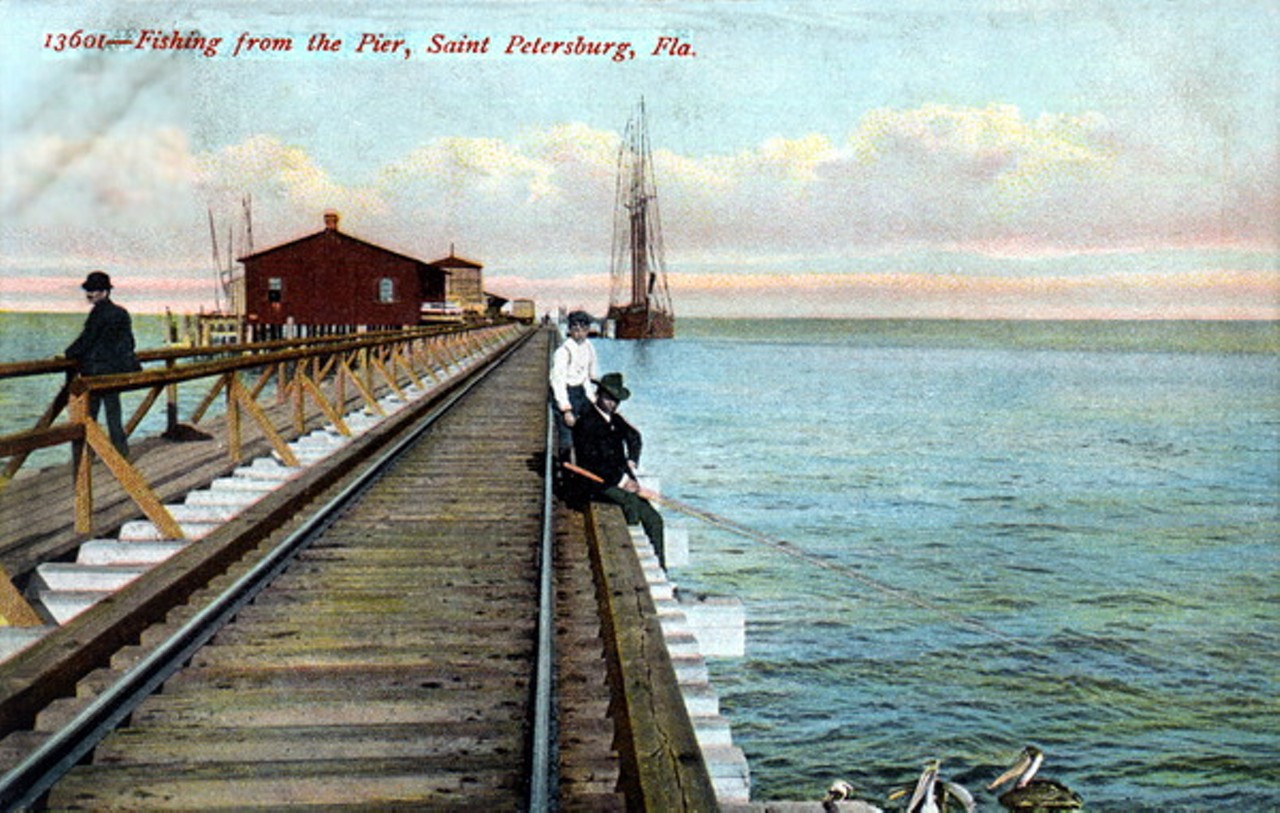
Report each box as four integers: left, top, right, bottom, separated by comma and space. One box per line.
564, 462, 1049, 657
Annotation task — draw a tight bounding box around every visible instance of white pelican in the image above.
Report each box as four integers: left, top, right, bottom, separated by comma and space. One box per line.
987, 745, 1083, 810
823, 779, 884, 813
888, 760, 976, 813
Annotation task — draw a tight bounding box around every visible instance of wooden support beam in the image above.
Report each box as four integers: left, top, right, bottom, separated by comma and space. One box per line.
299, 374, 350, 436
0, 381, 70, 485
368, 354, 406, 402
291, 365, 306, 434
229, 376, 299, 467
69, 390, 94, 534
339, 358, 386, 417
0, 567, 43, 628
416, 343, 443, 384
226, 373, 242, 463
396, 345, 425, 391
190, 374, 227, 425
584, 504, 719, 812
126, 384, 163, 437
248, 364, 276, 400
83, 419, 185, 540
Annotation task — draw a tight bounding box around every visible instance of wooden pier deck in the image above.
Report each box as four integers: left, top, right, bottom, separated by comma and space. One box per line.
0, 327, 730, 810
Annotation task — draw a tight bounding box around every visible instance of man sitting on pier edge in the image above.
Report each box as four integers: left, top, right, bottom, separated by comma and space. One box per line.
571, 372, 665, 568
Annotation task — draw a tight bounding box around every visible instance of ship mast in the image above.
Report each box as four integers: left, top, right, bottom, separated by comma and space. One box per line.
608, 97, 674, 338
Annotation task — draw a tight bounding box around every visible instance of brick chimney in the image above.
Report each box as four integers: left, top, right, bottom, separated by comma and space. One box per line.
323, 210, 340, 231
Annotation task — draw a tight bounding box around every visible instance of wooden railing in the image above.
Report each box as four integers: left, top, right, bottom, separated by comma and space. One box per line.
0, 322, 525, 538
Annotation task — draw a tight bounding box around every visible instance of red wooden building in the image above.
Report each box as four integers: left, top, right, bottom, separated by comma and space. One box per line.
240, 211, 448, 339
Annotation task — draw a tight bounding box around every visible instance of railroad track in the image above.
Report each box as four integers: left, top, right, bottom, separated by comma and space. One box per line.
0, 329, 624, 810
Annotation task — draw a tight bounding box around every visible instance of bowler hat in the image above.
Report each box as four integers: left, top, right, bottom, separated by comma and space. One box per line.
595, 372, 630, 402
81, 271, 113, 291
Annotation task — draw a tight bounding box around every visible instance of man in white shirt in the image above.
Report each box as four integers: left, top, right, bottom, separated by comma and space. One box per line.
549, 310, 598, 460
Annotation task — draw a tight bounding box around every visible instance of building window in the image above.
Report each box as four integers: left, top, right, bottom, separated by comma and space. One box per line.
378, 277, 395, 303
268, 277, 283, 303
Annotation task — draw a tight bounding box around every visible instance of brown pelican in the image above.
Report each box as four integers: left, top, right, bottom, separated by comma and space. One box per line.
823, 779, 884, 813
888, 760, 976, 813
987, 745, 1083, 810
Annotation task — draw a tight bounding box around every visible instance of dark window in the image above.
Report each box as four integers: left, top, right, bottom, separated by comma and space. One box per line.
268, 277, 283, 303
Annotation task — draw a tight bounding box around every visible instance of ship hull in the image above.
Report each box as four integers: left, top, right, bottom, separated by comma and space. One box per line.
608, 304, 674, 340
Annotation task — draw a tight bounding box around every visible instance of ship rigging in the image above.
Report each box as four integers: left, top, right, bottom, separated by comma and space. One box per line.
606, 98, 675, 340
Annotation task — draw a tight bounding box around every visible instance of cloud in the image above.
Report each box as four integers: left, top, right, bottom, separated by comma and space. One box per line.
1, 102, 1275, 316
196, 134, 388, 237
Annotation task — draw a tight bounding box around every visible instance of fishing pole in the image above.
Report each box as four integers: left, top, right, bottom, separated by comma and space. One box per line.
562, 461, 1037, 653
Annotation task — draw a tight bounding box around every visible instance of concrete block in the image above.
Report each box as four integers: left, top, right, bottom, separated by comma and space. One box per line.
679, 593, 746, 658
669, 653, 710, 685
77, 539, 189, 566
0, 626, 57, 660
651, 596, 681, 616
35, 591, 105, 624
702, 744, 751, 803
662, 630, 701, 657
679, 681, 722, 717
341, 414, 380, 433
690, 713, 734, 748
118, 520, 218, 541
664, 525, 689, 568
33, 564, 145, 593
640, 560, 668, 584
234, 459, 300, 481
646, 580, 675, 602
658, 613, 693, 639
205, 477, 280, 494
184, 489, 265, 509
162, 503, 240, 523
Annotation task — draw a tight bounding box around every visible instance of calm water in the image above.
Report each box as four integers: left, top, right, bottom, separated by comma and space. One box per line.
2, 314, 1278, 808
595, 319, 1279, 809
1, 311, 199, 470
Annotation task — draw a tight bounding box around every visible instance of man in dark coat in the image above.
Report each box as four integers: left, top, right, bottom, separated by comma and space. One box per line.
65, 271, 141, 458
572, 372, 665, 567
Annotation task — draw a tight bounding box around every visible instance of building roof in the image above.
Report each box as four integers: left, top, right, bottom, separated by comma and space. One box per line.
428, 251, 484, 270
238, 213, 444, 271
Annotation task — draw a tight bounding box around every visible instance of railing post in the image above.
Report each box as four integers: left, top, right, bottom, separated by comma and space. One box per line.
165, 357, 179, 435
68, 386, 93, 534
292, 363, 305, 435
226, 372, 242, 463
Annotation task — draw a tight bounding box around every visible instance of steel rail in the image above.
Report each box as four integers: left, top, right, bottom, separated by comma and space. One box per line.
0, 329, 540, 811
527, 329, 558, 812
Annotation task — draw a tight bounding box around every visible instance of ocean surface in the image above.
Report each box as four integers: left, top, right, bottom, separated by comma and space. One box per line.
3, 314, 1278, 808
0, 312, 177, 471
593, 319, 1279, 810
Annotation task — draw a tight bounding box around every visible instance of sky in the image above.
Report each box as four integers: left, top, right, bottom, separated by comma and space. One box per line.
1, 0, 1276, 319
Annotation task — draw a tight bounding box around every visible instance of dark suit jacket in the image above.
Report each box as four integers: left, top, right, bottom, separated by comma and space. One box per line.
572, 404, 643, 492
65, 299, 141, 376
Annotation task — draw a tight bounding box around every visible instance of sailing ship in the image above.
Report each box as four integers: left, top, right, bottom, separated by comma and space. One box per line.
606, 99, 675, 340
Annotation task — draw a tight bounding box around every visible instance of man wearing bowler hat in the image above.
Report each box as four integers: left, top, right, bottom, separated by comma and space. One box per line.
65, 271, 141, 458
572, 371, 665, 567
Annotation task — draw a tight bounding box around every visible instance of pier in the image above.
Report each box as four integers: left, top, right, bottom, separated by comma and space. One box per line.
0, 324, 770, 811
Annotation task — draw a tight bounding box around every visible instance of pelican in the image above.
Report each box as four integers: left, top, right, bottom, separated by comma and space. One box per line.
987, 745, 1083, 810
888, 760, 976, 813
823, 779, 884, 813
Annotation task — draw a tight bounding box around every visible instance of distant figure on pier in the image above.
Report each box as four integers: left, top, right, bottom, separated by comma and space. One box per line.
64, 271, 141, 458
572, 372, 665, 567
549, 309, 598, 460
